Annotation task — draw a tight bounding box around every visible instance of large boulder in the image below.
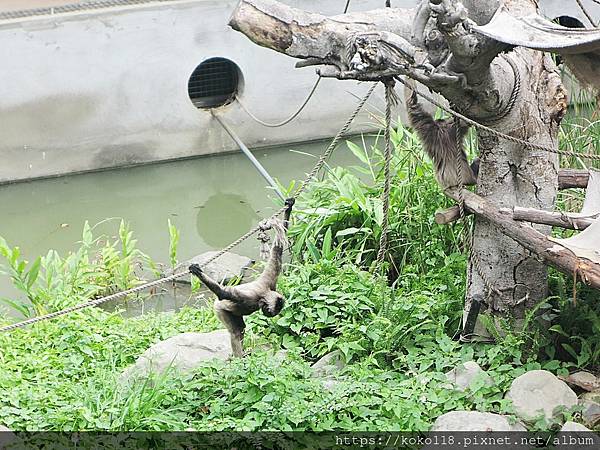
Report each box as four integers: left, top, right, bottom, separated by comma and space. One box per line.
557, 421, 598, 450
311, 350, 346, 391
579, 391, 600, 427
311, 350, 345, 378
431, 411, 526, 431
183, 251, 254, 284
444, 361, 494, 392
121, 330, 232, 381
560, 421, 592, 432
506, 370, 578, 422
0, 425, 17, 448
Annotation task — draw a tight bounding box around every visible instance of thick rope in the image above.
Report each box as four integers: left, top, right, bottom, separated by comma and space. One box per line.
396, 77, 600, 161
483, 55, 521, 125
376, 81, 394, 269
575, 0, 598, 28
0, 228, 261, 334
295, 83, 377, 197
0, 83, 376, 334
237, 77, 322, 128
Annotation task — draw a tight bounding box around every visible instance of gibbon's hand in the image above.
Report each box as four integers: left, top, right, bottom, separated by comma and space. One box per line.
189, 263, 204, 277
284, 197, 295, 210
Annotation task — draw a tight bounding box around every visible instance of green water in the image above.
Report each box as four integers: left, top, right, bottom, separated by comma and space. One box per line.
0, 136, 375, 313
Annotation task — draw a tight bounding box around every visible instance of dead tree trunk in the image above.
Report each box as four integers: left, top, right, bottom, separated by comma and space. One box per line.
229, 0, 568, 334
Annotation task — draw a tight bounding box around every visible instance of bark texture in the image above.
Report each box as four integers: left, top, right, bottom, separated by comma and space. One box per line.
512, 207, 596, 230
230, 0, 571, 329
449, 190, 600, 289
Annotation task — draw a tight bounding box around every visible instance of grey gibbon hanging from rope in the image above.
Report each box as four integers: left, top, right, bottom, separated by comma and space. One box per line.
404, 78, 479, 189
189, 198, 295, 357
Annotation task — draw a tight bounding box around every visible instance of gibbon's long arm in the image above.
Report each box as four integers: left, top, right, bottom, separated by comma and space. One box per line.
257, 243, 282, 291
404, 79, 476, 188
256, 197, 294, 290
406, 87, 438, 132
189, 264, 235, 298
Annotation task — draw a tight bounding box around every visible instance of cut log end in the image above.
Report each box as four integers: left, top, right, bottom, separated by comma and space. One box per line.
435, 206, 463, 225
228, 1, 293, 52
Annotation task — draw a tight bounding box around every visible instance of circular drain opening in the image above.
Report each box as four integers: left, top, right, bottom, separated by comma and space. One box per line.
188, 57, 243, 109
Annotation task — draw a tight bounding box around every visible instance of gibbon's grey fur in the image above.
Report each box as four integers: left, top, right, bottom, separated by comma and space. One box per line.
189, 198, 294, 357
404, 79, 479, 189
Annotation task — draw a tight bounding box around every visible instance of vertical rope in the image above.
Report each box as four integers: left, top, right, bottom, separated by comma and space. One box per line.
376, 81, 394, 270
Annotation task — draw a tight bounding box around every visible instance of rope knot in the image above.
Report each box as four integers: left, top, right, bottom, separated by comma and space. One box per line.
257, 219, 272, 260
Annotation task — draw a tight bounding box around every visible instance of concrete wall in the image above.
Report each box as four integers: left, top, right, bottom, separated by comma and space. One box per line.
0, 0, 593, 183
0, 0, 423, 184
540, 0, 600, 25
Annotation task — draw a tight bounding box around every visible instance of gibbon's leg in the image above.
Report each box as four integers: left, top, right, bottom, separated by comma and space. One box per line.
214, 300, 246, 357
470, 158, 480, 180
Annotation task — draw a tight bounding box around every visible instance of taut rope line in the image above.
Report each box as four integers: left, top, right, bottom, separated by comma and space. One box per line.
395, 77, 600, 161
0, 83, 376, 334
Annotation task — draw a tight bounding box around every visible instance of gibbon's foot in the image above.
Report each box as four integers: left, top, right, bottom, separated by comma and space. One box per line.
227, 349, 251, 360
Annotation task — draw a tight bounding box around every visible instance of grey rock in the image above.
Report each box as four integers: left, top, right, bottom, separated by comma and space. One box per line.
557, 421, 599, 449
580, 392, 600, 427
178, 251, 254, 284
560, 421, 591, 432
506, 370, 578, 422
431, 411, 526, 431
311, 350, 345, 378
0, 426, 17, 447
121, 330, 232, 380
564, 371, 600, 391
444, 361, 494, 392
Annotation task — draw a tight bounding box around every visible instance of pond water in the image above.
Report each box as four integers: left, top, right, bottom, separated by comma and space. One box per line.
0, 136, 375, 316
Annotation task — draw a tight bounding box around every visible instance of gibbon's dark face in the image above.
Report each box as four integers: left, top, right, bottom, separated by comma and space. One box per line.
259, 291, 285, 317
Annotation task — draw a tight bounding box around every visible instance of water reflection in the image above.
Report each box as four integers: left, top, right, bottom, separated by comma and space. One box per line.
196, 193, 260, 248
0, 136, 377, 313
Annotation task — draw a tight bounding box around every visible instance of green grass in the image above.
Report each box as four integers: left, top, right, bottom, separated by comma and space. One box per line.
0, 110, 598, 432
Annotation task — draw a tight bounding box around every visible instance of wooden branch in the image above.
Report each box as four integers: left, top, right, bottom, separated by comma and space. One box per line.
558, 169, 590, 189
228, 0, 415, 69
512, 207, 596, 230
436, 170, 590, 225
228, 0, 515, 115
446, 189, 600, 289
435, 206, 463, 225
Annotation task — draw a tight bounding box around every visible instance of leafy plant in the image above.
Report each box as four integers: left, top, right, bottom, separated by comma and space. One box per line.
0, 221, 158, 317
0, 237, 41, 317
289, 126, 466, 279
168, 219, 180, 270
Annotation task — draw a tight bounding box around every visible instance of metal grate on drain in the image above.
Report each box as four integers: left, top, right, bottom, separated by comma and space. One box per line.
188, 58, 241, 109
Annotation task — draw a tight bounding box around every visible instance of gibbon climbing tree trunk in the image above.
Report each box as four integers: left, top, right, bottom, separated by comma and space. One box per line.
229, 0, 568, 333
